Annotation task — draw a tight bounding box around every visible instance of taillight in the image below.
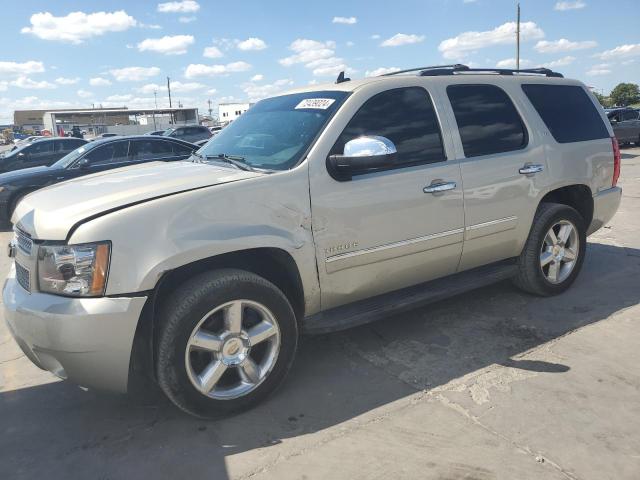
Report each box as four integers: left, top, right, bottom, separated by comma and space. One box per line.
611, 136, 621, 187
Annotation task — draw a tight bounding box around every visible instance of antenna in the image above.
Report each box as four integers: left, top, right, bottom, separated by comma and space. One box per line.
335, 71, 350, 84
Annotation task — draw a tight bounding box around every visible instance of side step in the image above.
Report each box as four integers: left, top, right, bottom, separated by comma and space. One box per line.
302, 259, 518, 334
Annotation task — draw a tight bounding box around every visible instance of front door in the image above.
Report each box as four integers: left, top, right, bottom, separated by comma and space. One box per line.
309, 86, 464, 310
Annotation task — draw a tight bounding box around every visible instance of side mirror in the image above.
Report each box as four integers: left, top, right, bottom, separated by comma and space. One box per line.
17, 152, 25, 158
327, 136, 397, 181
78, 158, 90, 169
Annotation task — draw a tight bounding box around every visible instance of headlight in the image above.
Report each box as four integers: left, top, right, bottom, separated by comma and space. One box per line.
37, 242, 110, 297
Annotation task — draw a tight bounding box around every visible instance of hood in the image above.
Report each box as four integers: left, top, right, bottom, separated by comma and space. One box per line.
0, 165, 54, 181
14, 160, 262, 240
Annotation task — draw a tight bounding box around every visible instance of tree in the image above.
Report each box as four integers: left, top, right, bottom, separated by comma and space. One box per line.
610, 83, 640, 107
593, 91, 613, 108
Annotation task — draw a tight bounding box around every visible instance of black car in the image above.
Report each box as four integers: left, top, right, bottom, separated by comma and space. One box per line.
163, 125, 212, 143
0, 138, 88, 173
0, 135, 198, 224
607, 108, 640, 146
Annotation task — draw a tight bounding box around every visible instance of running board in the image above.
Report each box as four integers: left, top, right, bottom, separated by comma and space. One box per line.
302, 259, 518, 334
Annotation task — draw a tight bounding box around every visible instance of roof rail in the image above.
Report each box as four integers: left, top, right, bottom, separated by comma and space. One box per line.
383, 64, 564, 78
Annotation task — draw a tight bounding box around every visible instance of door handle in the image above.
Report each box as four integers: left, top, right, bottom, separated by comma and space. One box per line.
423, 181, 457, 194
519, 164, 544, 175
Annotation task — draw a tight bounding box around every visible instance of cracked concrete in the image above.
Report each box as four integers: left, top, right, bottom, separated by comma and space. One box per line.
0, 147, 639, 480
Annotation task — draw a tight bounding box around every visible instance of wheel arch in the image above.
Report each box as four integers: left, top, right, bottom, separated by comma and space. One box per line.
128, 247, 306, 389
538, 183, 594, 227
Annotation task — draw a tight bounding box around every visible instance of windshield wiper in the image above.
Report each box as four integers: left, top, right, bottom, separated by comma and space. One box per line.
206, 153, 254, 171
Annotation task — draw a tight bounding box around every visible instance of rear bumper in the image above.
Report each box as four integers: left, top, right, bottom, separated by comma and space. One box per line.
587, 186, 622, 236
2, 266, 147, 393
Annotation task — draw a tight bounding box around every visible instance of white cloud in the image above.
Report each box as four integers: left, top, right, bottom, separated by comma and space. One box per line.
106, 94, 133, 102
137, 35, 194, 55
540, 56, 576, 68
596, 44, 640, 60
243, 78, 294, 102
554, 1, 586, 11
110, 66, 161, 81
203, 45, 224, 58
380, 33, 425, 47
439, 21, 544, 59
496, 58, 533, 69
139, 81, 204, 94
332, 16, 357, 25
587, 64, 611, 76
178, 16, 196, 23
55, 77, 80, 85
140, 23, 162, 29
206, 88, 217, 95
89, 77, 112, 86
11, 76, 56, 89
77, 89, 93, 98
279, 38, 351, 77
251, 74, 264, 81
534, 38, 597, 53
365, 67, 401, 77
21, 10, 137, 44
0, 60, 45, 78
184, 61, 251, 78
237, 37, 267, 51
370, 34, 381, 40
157, 1, 200, 13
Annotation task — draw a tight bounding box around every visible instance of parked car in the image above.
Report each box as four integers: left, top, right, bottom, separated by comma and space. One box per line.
163, 125, 212, 143
145, 130, 166, 136
606, 108, 640, 146
0, 138, 87, 172
12, 135, 45, 150
91, 132, 119, 141
0, 135, 197, 224
4, 66, 621, 418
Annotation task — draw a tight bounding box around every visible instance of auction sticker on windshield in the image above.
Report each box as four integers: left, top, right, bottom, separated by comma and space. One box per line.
295, 98, 336, 110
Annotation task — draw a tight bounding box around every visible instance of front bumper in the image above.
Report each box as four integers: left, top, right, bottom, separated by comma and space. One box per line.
587, 186, 622, 236
3, 265, 147, 393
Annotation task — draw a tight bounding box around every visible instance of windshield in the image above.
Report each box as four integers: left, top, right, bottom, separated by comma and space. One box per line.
198, 90, 348, 170
52, 144, 92, 168
163, 128, 176, 136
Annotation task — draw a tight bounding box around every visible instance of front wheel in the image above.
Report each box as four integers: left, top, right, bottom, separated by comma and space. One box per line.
513, 203, 586, 296
156, 269, 298, 418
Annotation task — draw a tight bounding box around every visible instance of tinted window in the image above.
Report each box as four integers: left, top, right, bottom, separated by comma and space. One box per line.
448, 84, 527, 157
129, 139, 175, 160
26, 141, 54, 156
84, 141, 129, 166
172, 142, 195, 155
332, 87, 445, 168
522, 84, 609, 143
57, 139, 85, 152
622, 110, 639, 121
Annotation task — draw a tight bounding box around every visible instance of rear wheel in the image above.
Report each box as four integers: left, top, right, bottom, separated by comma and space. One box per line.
156, 269, 298, 418
513, 203, 586, 296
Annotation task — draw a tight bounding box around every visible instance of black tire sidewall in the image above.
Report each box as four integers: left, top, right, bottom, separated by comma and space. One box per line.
157, 269, 298, 418
532, 205, 587, 295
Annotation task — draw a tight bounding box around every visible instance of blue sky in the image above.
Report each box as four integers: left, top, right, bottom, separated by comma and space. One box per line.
1, 0, 638, 123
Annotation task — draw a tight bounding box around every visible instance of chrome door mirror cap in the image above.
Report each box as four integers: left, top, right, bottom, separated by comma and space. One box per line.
343, 136, 397, 157
327, 136, 398, 182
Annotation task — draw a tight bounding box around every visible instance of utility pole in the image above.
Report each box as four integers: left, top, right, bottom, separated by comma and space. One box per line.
152, 90, 158, 130
207, 98, 212, 118
167, 76, 173, 124
516, 3, 521, 70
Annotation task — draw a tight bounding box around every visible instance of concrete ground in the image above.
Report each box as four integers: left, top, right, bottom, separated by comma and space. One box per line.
1, 148, 639, 480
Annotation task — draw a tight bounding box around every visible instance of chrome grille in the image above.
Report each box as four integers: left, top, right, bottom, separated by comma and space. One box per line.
15, 229, 33, 255
15, 261, 30, 292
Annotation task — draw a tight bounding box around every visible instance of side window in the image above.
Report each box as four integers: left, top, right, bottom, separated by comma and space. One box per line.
172, 128, 185, 138
27, 141, 54, 157
521, 84, 609, 143
447, 84, 527, 157
84, 141, 129, 166
129, 140, 175, 160
172, 142, 195, 156
332, 87, 446, 169
622, 110, 639, 121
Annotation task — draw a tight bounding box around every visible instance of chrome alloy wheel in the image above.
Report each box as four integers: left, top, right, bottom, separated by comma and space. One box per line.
540, 220, 579, 284
185, 300, 281, 400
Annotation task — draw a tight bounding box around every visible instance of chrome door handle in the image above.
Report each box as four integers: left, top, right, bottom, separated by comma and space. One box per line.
519, 164, 544, 175
424, 181, 456, 194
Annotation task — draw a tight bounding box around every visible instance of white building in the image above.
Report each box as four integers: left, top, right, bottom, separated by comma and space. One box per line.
218, 102, 253, 123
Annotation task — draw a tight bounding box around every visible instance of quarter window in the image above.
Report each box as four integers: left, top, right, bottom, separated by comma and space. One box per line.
447, 84, 527, 157
333, 87, 446, 169
521, 84, 609, 143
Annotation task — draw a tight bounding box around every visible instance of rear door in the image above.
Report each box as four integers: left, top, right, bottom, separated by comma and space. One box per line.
445, 83, 545, 271
310, 85, 464, 309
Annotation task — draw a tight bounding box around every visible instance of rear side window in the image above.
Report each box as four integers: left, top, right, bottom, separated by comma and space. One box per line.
333, 87, 446, 168
84, 141, 129, 166
447, 84, 527, 158
521, 84, 609, 143
129, 139, 175, 160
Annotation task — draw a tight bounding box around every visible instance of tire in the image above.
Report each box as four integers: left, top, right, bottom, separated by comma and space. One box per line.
513, 203, 587, 296
156, 268, 298, 418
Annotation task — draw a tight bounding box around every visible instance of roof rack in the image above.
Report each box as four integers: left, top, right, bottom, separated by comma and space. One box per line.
383, 64, 564, 78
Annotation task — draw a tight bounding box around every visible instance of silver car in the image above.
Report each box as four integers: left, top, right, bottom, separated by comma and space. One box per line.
4, 65, 621, 417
